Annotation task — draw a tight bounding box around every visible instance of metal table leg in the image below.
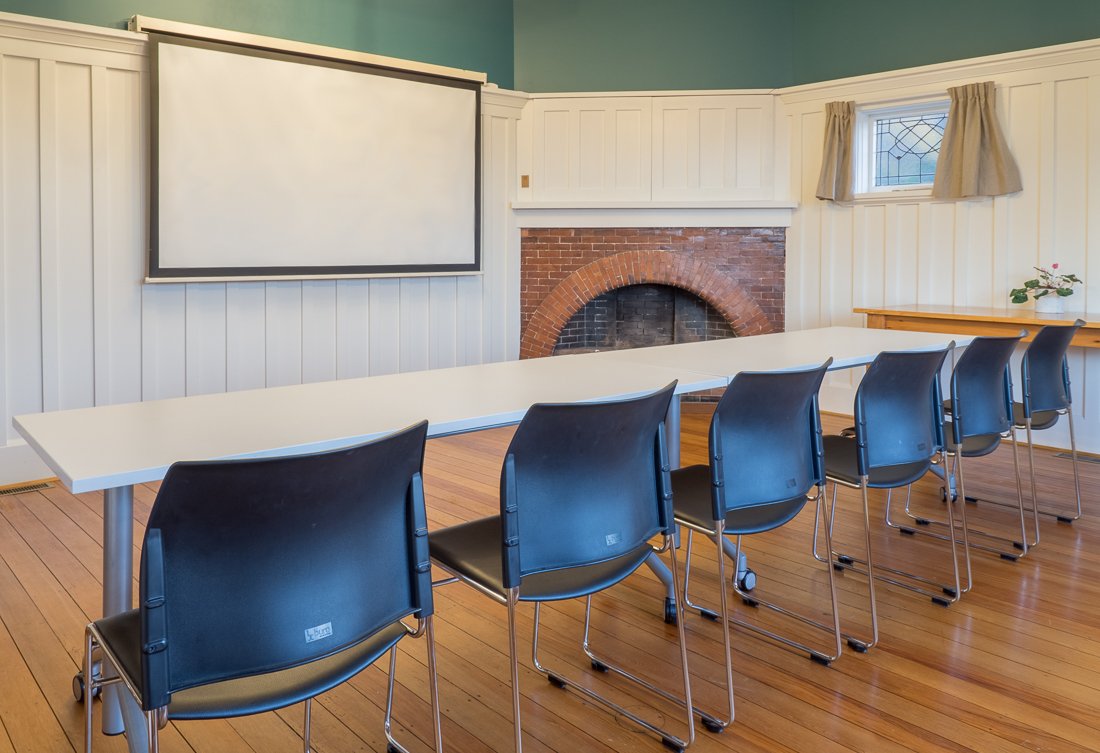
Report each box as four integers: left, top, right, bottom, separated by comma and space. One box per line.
99, 486, 149, 752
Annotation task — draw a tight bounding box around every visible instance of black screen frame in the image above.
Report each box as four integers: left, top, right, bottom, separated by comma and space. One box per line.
148, 33, 482, 281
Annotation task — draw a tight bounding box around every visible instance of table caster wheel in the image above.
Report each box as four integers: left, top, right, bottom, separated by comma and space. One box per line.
72, 671, 99, 703
663, 597, 678, 625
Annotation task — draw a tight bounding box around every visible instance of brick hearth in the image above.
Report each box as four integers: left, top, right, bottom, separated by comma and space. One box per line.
519, 227, 785, 359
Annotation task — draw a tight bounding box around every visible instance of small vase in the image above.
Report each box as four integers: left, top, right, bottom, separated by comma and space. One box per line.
1034, 294, 1065, 315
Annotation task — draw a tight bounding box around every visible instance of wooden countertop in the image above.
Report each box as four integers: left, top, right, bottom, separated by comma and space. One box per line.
854, 304, 1100, 348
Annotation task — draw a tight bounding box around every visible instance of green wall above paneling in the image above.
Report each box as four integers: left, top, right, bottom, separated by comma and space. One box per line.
0, 0, 515, 87
513, 0, 795, 92
5, 1, 1100, 93
791, 0, 1100, 85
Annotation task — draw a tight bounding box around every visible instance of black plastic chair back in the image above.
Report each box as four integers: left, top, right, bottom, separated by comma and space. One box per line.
709, 361, 830, 520
500, 383, 676, 589
950, 335, 1022, 443
1021, 320, 1083, 415
139, 421, 431, 711
854, 347, 951, 475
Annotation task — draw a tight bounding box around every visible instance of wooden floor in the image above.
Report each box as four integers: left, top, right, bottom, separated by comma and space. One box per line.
1, 411, 1099, 752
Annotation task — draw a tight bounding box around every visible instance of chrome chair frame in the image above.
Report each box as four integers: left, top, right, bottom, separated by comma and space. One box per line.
681, 482, 843, 666
815, 346, 964, 653
433, 531, 697, 753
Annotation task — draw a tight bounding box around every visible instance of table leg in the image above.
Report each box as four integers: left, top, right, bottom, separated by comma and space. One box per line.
100, 486, 149, 752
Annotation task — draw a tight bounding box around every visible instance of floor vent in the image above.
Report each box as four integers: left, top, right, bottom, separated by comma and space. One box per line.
1053, 452, 1100, 464
0, 481, 52, 496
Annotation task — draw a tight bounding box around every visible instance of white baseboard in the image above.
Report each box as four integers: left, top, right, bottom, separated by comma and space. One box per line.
0, 441, 54, 487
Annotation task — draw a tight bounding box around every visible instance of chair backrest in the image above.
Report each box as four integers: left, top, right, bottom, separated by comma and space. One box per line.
499, 383, 676, 589
709, 361, 830, 520
139, 421, 430, 711
853, 346, 952, 475
1021, 320, 1084, 415
949, 334, 1023, 442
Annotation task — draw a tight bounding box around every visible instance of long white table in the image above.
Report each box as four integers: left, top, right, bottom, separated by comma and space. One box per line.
13, 326, 970, 750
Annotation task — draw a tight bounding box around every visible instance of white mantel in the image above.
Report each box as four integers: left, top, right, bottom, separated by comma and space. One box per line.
511, 200, 796, 228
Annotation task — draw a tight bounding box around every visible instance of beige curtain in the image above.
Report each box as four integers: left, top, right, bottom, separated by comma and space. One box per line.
932, 82, 1022, 199
815, 101, 855, 202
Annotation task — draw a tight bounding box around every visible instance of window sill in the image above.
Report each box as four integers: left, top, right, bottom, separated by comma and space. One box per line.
851, 188, 933, 204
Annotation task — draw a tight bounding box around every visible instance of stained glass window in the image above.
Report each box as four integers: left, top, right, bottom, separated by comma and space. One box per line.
873, 112, 947, 187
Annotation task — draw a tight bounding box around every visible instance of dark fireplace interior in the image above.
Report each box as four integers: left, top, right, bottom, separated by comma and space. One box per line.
554, 284, 735, 354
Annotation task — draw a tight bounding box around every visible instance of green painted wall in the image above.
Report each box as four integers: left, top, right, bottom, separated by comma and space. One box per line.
513, 0, 794, 92
791, 0, 1100, 85
0, 0, 515, 87
513, 0, 1100, 92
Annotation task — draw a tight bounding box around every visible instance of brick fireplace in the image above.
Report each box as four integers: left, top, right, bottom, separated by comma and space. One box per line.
519, 227, 785, 360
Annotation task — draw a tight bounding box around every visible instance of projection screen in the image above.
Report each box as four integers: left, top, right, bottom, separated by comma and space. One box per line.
150, 35, 480, 280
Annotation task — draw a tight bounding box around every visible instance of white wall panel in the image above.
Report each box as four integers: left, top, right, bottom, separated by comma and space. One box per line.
399, 277, 430, 373
300, 280, 336, 384
335, 279, 369, 379
529, 96, 651, 201
225, 282, 266, 392
52, 61, 95, 412
0, 15, 522, 483
651, 94, 774, 200
264, 282, 302, 387
141, 284, 185, 400
3, 55, 43, 442
185, 283, 227, 396
780, 41, 1100, 452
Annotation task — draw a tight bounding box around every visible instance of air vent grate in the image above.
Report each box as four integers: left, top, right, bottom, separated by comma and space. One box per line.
0, 481, 53, 496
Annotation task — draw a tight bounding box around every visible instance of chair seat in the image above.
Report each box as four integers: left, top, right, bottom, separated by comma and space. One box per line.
1012, 402, 1059, 431
822, 434, 931, 488
671, 464, 807, 535
92, 610, 407, 719
942, 420, 1002, 458
429, 516, 653, 602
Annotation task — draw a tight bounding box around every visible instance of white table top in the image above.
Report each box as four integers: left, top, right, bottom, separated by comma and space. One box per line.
14, 352, 722, 493
13, 326, 970, 494
603, 326, 972, 375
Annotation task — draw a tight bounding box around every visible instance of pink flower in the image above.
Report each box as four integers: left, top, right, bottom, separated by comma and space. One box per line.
1052, 263, 1060, 269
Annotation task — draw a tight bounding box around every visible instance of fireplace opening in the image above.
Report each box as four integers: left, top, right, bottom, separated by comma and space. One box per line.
553, 284, 735, 355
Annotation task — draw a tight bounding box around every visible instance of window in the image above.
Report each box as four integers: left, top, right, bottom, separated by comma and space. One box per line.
854, 100, 949, 195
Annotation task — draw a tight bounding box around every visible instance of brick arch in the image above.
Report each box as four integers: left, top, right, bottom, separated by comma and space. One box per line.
519, 250, 775, 359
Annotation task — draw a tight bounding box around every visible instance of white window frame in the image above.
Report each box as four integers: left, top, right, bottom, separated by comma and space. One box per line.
853, 98, 950, 198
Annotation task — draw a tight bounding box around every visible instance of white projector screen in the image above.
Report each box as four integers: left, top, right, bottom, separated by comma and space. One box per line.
150, 36, 480, 280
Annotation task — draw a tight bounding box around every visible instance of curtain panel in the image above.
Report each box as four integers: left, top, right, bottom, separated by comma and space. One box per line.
932, 81, 1022, 199
815, 101, 855, 202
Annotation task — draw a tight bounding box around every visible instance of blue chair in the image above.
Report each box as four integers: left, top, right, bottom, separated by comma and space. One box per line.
429, 384, 698, 752
671, 361, 838, 732
818, 345, 956, 651
892, 334, 1029, 570
82, 422, 440, 753
1016, 320, 1086, 532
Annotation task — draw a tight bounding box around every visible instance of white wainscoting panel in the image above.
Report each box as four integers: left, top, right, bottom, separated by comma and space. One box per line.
521, 91, 777, 204
780, 40, 1100, 452
652, 94, 774, 200
529, 96, 652, 201
0, 12, 523, 484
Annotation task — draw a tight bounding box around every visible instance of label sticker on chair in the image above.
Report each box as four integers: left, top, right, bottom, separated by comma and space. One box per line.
305, 622, 333, 643
605, 532, 621, 546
